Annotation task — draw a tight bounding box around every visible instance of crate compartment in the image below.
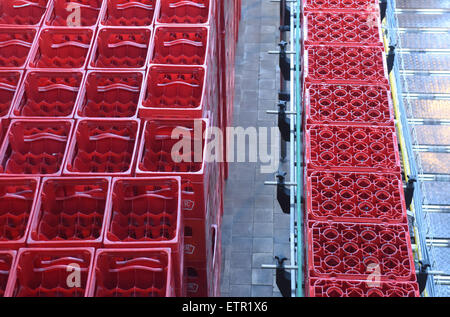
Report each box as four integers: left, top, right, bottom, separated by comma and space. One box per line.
304, 12, 382, 46
76, 71, 143, 118
303, 0, 379, 12
11, 71, 83, 118
0, 71, 22, 119
88, 248, 174, 297
29, 28, 94, 69
44, 0, 103, 27
305, 46, 388, 84
89, 28, 151, 69
0, 28, 37, 69
151, 26, 208, 65
307, 278, 419, 297
0, 0, 49, 26
28, 177, 110, 247
6, 248, 94, 297
306, 171, 407, 223
0, 120, 73, 176
139, 65, 205, 117
305, 124, 400, 173
157, 0, 210, 24
100, 0, 156, 26
0, 251, 15, 297
64, 119, 139, 175
137, 119, 206, 174
0, 178, 39, 248
304, 83, 394, 126
307, 221, 416, 281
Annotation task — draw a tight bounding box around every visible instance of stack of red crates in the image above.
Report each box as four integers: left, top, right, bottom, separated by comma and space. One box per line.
302, 0, 419, 297
0, 0, 240, 297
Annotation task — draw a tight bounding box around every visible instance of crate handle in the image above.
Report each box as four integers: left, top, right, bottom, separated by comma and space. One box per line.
0, 192, 32, 200
0, 82, 17, 92
123, 193, 174, 201
164, 39, 203, 47
108, 41, 147, 49
23, 133, 67, 142
38, 84, 79, 92
169, 1, 206, 9
97, 83, 140, 93
157, 81, 200, 88
89, 133, 131, 141
0, 39, 32, 48
117, 2, 153, 10
51, 41, 90, 49
13, 0, 46, 9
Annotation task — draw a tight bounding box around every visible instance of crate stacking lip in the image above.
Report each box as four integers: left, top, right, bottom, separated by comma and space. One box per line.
5, 247, 95, 297
87, 248, 175, 297
100, 0, 156, 27
156, 0, 211, 25
11, 70, 84, 119
75, 70, 143, 119
0, 119, 74, 177
27, 177, 111, 247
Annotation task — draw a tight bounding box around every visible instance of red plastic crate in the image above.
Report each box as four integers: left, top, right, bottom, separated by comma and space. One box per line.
151, 25, 209, 65
0, 27, 37, 69
0, 70, 23, 119
87, 248, 175, 297
305, 124, 401, 173
139, 65, 206, 119
0, 251, 16, 297
0, 178, 40, 249
100, 0, 156, 27
89, 27, 151, 71
0, 0, 50, 27
11, 70, 83, 118
304, 12, 382, 46
156, 0, 211, 25
307, 221, 416, 282
75, 70, 143, 119
303, 0, 379, 12
64, 119, 140, 176
307, 278, 419, 297
44, 0, 103, 27
28, 27, 94, 69
103, 177, 183, 295
0, 119, 74, 176
27, 177, 111, 247
5, 247, 95, 297
304, 45, 388, 85
306, 171, 407, 224
304, 83, 394, 126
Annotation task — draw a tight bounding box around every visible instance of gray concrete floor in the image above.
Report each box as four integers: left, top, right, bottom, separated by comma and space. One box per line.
220, 0, 289, 297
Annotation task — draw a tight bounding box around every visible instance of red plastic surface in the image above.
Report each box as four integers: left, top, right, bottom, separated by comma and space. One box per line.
0, 70, 22, 119
304, 83, 394, 126
27, 177, 111, 247
305, 46, 388, 85
0, 27, 37, 69
136, 119, 206, 177
87, 248, 175, 297
0, 0, 49, 27
305, 124, 401, 173
0, 251, 15, 297
28, 28, 94, 69
11, 70, 83, 118
307, 221, 416, 281
151, 26, 209, 65
139, 65, 206, 118
64, 119, 140, 176
89, 27, 151, 70
44, 0, 103, 27
306, 171, 407, 223
304, 12, 382, 46
0, 178, 39, 249
157, 0, 211, 24
0, 119, 74, 176
100, 0, 156, 27
303, 0, 379, 12
6, 247, 94, 297
75, 71, 143, 118
307, 278, 419, 297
